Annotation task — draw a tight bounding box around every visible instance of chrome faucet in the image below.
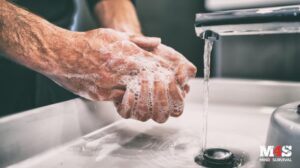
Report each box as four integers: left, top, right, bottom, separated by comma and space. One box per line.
195, 5, 300, 40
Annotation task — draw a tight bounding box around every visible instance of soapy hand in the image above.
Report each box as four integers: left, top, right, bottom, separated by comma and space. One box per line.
151, 44, 197, 95
128, 35, 197, 95
46, 28, 196, 123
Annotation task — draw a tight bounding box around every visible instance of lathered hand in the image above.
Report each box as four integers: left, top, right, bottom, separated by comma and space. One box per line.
47, 29, 189, 123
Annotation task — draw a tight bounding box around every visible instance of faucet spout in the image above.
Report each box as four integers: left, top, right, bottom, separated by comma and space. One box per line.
199, 30, 219, 41
195, 5, 300, 37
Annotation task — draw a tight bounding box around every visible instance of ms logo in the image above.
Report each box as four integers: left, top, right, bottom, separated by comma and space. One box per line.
259, 145, 292, 162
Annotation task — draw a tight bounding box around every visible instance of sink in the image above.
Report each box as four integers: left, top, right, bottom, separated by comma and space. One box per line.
1, 78, 300, 168
265, 101, 300, 168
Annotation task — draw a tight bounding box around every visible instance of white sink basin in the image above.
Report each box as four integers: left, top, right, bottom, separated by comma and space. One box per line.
2, 78, 300, 168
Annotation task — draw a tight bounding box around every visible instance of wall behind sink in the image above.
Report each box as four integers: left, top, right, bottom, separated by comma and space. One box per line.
214, 34, 300, 81
205, 0, 300, 81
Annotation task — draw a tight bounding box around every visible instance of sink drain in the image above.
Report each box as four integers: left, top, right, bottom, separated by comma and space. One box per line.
195, 148, 244, 168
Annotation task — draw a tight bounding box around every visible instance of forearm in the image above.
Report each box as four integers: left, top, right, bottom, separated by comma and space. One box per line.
94, 0, 142, 35
0, 1, 72, 74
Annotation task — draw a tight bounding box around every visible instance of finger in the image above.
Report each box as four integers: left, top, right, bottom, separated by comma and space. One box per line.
176, 63, 189, 86
152, 45, 197, 85
134, 79, 152, 121
130, 36, 161, 50
87, 91, 100, 101
85, 28, 127, 46
109, 40, 143, 56
152, 76, 170, 123
176, 63, 197, 86
152, 45, 181, 65
185, 63, 197, 78
93, 86, 115, 101
117, 87, 135, 119
109, 89, 125, 103
183, 84, 190, 95
168, 79, 184, 117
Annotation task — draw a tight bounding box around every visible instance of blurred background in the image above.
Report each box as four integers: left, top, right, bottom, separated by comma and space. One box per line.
0, 0, 299, 116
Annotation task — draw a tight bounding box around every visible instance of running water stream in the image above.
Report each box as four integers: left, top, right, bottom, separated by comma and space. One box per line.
195, 39, 247, 168
201, 39, 214, 152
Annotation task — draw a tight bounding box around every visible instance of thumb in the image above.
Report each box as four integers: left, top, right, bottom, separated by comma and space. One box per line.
109, 89, 125, 104
130, 36, 161, 50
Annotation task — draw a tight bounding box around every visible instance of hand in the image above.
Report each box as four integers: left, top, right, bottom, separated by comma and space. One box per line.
151, 44, 197, 95
93, 0, 197, 89
47, 28, 193, 123
46, 28, 159, 100
128, 35, 197, 95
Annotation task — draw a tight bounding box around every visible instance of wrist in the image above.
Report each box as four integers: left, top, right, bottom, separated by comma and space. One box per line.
94, 0, 142, 35
31, 26, 74, 74
43, 29, 84, 74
